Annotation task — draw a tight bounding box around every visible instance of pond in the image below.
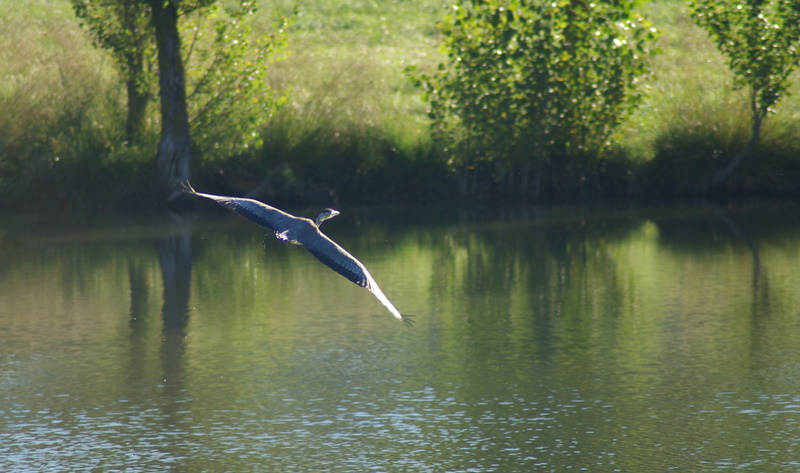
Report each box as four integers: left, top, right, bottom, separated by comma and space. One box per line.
2, 200, 800, 472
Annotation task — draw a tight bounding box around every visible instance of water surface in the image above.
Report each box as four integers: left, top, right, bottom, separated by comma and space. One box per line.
2, 201, 800, 472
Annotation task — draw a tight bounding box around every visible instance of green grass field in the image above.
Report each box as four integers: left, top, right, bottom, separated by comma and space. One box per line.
2, 0, 800, 208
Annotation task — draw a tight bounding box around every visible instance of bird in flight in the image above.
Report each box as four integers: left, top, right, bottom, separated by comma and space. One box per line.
186, 186, 413, 326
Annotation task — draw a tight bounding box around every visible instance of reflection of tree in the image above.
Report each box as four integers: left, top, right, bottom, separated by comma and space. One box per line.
122, 212, 193, 390
711, 205, 768, 316
128, 261, 150, 334
156, 212, 194, 455
125, 260, 152, 390
156, 213, 192, 393
422, 205, 639, 385
158, 217, 192, 332
651, 203, 771, 319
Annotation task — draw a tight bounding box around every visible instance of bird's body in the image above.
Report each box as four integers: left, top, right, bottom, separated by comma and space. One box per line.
188, 188, 411, 326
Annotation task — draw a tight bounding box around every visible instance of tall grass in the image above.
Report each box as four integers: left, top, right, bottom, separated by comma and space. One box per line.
256, 43, 444, 201
213, 0, 452, 203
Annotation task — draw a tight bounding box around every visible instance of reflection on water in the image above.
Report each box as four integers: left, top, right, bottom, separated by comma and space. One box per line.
2, 201, 800, 472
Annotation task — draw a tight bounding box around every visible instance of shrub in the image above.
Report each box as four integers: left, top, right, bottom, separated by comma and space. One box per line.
413, 0, 658, 197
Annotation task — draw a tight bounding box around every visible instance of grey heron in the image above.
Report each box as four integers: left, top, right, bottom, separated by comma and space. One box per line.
187, 186, 412, 326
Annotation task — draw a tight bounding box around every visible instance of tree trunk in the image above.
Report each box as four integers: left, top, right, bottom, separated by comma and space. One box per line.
703, 119, 760, 192
121, 0, 151, 146
704, 88, 765, 192
125, 75, 149, 145
150, 0, 192, 202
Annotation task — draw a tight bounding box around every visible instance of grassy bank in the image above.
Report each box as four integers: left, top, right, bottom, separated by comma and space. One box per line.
623, 0, 800, 196
2, 0, 800, 209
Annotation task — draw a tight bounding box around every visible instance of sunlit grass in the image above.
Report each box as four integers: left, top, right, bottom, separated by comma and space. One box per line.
260, 0, 444, 125
238, 0, 449, 203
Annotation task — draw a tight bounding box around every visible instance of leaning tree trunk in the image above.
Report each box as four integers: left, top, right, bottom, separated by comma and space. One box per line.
703, 119, 760, 192
704, 88, 765, 192
150, 0, 192, 203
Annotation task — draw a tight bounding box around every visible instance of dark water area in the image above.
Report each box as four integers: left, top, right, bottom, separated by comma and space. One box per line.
2, 200, 800, 472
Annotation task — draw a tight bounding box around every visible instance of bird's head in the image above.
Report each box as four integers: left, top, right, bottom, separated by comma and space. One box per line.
315, 208, 340, 226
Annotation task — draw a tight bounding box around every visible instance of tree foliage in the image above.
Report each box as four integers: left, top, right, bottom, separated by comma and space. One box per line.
71, 0, 287, 162
691, 0, 800, 188
72, 0, 154, 144
412, 0, 658, 196
182, 2, 288, 162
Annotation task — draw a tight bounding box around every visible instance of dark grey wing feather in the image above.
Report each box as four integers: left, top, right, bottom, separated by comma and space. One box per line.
304, 233, 372, 289
305, 235, 410, 325
193, 192, 293, 231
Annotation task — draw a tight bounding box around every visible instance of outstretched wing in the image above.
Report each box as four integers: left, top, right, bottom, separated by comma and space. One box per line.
304, 232, 373, 288
305, 232, 411, 325
191, 191, 294, 232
